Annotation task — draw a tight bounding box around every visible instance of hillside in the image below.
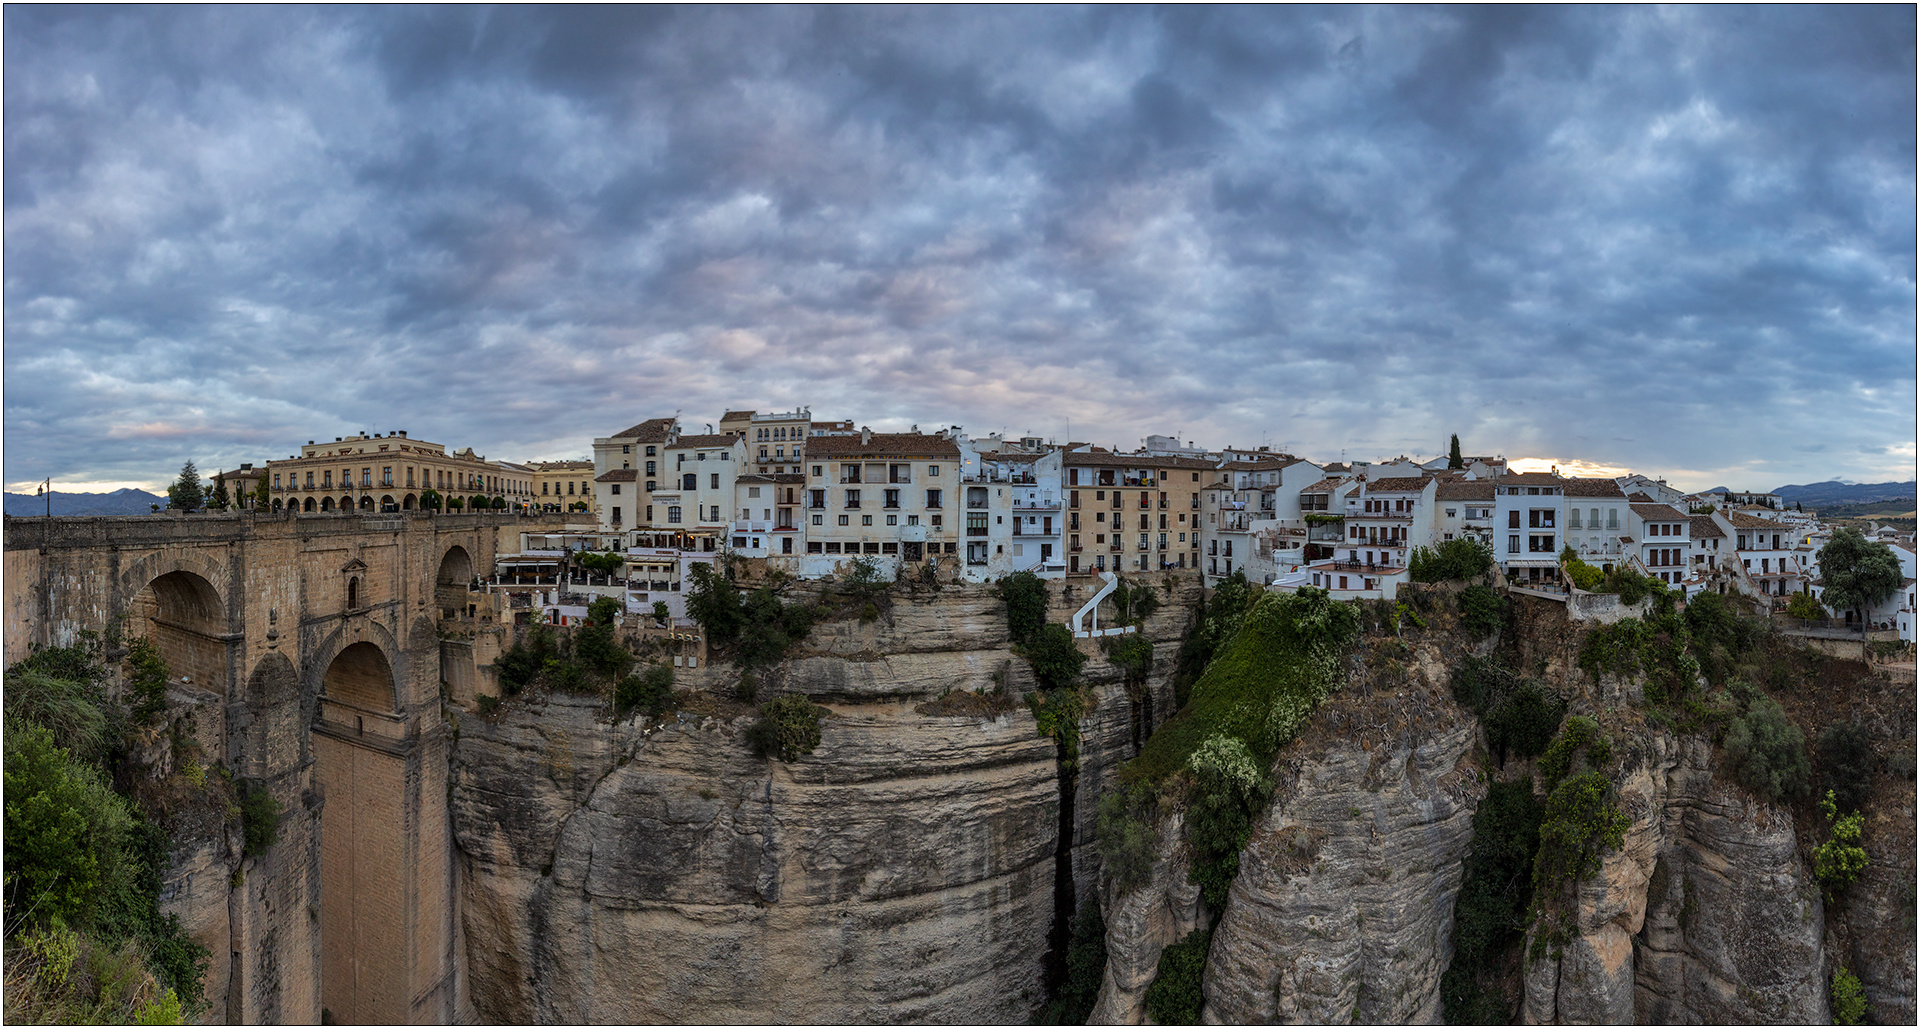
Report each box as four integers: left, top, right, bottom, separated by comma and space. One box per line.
3, 488, 163, 517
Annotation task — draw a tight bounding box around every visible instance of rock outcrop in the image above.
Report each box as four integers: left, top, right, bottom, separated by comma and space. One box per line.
453, 580, 1197, 1024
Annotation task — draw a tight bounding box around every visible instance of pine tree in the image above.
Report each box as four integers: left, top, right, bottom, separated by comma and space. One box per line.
253, 475, 271, 510
210, 473, 232, 511
168, 461, 205, 511
1448, 434, 1464, 470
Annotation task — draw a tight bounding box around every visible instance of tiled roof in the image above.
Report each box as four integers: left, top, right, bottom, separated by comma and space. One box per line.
1300, 477, 1349, 494
1363, 476, 1431, 493
611, 417, 675, 441
721, 410, 755, 419
1725, 511, 1783, 529
669, 434, 741, 449
1562, 477, 1627, 498
530, 460, 593, 471
808, 433, 962, 459
1061, 451, 1217, 470
736, 472, 806, 484
1436, 480, 1495, 500
1631, 503, 1686, 521
595, 469, 638, 483
1688, 516, 1724, 537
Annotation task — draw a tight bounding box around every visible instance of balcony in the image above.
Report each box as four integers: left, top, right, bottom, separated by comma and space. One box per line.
730, 520, 773, 533
1013, 498, 1061, 510
844, 501, 861, 510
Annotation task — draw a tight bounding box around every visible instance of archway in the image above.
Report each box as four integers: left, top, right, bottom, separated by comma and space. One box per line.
358, 495, 374, 511
320, 497, 335, 512
272, 498, 284, 512
314, 641, 407, 1024
402, 493, 416, 510
380, 494, 396, 512
125, 570, 227, 696
435, 546, 472, 620
304, 497, 316, 512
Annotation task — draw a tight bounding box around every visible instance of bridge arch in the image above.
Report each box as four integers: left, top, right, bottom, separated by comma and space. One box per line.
435, 545, 473, 619
118, 553, 232, 697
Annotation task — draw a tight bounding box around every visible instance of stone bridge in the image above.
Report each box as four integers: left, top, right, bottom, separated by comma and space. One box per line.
4, 509, 579, 1024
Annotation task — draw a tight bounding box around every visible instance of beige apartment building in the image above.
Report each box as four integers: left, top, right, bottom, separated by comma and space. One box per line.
266, 431, 536, 512
717, 406, 859, 475
1061, 450, 1217, 575
530, 460, 597, 514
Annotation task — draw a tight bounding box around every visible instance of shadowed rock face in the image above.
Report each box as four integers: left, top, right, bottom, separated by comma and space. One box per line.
452, 580, 1198, 1024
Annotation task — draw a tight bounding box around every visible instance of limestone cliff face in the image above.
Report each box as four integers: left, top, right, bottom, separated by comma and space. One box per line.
452, 580, 1198, 1024
1528, 733, 1828, 1025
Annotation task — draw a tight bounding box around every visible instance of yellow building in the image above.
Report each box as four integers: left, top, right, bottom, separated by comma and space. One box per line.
266, 430, 536, 513
1061, 449, 1216, 575
530, 460, 596, 515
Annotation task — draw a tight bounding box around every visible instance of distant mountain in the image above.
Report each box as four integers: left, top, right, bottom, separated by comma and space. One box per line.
4, 488, 166, 517
1771, 481, 1915, 507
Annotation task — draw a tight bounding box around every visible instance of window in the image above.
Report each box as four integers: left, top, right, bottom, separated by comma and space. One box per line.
812, 514, 823, 525
667, 506, 682, 523
1607, 508, 1618, 529
710, 473, 720, 489
1508, 510, 1521, 529
622, 445, 631, 454
645, 446, 655, 457
812, 465, 823, 477
928, 465, 939, 476
930, 514, 942, 527
611, 484, 621, 495
838, 515, 849, 526
885, 489, 901, 508
1529, 509, 1555, 528
362, 469, 372, 486
862, 515, 873, 526
1568, 508, 1581, 528
926, 489, 942, 509
845, 489, 861, 509
646, 481, 656, 492
1508, 535, 1521, 554
646, 461, 656, 475
887, 515, 898, 526
612, 506, 622, 525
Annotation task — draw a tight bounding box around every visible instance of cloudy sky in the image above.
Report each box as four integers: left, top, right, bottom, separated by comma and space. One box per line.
5, 5, 1913, 494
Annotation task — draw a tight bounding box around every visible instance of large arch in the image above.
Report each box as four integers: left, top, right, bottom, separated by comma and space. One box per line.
320, 497, 335, 512
402, 493, 416, 510
319, 641, 397, 713
303, 497, 315, 512
313, 639, 408, 1024
122, 565, 229, 698
358, 495, 374, 511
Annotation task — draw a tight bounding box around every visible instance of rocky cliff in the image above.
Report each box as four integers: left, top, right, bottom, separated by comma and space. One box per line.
1089, 591, 1916, 1026
450, 579, 1198, 1024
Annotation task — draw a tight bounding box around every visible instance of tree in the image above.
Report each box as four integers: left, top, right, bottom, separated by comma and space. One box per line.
209, 473, 231, 511
1448, 434, 1464, 470
1817, 527, 1902, 627
167, 461, 204, 511
420, 488, 442, 511
252, 475, 270, 510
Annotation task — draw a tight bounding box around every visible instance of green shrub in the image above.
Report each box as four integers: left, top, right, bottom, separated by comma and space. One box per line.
615, 663, 675, 719
1484, 680, 1567, 764
124, 636, 171, 724
1127, 587, 1358, 786
1028, 688, 1085, 768
995, 571, 1048, 646
651, 601, 670, 622
1817, 721, 1875, 814
1144, 927, 1210, 1025
1023, 623, 1086, 692
1185, 734, 1271, 909
1577, 618, 1649, 683
1812, 790, 1868, 898
745, 694, 825, 762
475, 694, 500, 715
3, 718, 134, 927
1539, 715, 1612, 790
5, 665, 111, 763
1831, 966, 1867, 1025
1110, 577, 1161, 625
1561, 547, 1605, 591
1095, 787, 1160, 892
1723, 684, 1810, 804
496, 623, 557, 694
1596, 567, 1670, 608
1441, 779, 1545, 1024
1167, 572, 1256, 708
840, 554, 888, 599
1037, 898, 1107, 1025
1100, 632, 1154, 684
574, 597, 632, 678
1787, 591, 1827, 621
1458, 583, 1505, 639
238, 780, 282, 857
1409, 536, 1493, 582
1534, 770, 1630, 893
688, 567, 816, 670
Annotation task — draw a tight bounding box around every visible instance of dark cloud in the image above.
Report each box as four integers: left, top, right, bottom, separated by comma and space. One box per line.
3, 6, 1912, 493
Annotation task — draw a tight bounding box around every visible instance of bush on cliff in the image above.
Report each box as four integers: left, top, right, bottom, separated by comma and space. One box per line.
1125, 587, 1359, 787
1095, 786, 1160, 893
1816, 720, 1875, 814
1408, 536, 1493, 583
1441, 778, 1544, 1024
745, 694, 825, 763
996, 570, 1048, 646
1143, 927, 1210, 1025
1722, 683, 1810, 804
1458, 583, 1506, 639
1184, 734, 1270, 909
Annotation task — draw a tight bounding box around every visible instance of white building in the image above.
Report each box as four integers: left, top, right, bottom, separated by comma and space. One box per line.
1628, 502, 1693, 585
801, 429, 963, 578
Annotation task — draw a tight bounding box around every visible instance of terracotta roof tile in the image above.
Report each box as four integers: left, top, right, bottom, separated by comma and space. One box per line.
1496, 471, 1564, 486
1631, 503, 1686, 521
669, 434, 740, 449
1436, 481, 1495, 500
1725, 511, 1783, 529
1688, 516, 1724, 537
595, 469, 638, 483
611, 417, 675, 441
1562, 477, 1628, 498
1363, 476, 1431, 493
1300, 477, 1350, 494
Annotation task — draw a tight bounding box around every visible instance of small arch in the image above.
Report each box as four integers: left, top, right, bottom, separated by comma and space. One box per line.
320, 640, 397, 714
436, 546, 473, 619
381, 494, 396, 512
304, 497, 316, 512
358, 495, 374, 511
272, 498, 284, 512
402, 493, 417, 510
126, 569, 227, 698
319, 497, 334, 512
347, 577, 360, 611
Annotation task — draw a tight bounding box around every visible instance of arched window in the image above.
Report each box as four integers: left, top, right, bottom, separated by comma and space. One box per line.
347, 577, 359, 610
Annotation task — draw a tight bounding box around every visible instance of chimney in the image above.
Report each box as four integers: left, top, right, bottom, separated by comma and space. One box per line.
861, 426, 872, 445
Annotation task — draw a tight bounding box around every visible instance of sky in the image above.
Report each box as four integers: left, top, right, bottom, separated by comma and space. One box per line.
4, 5, 1914, 495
